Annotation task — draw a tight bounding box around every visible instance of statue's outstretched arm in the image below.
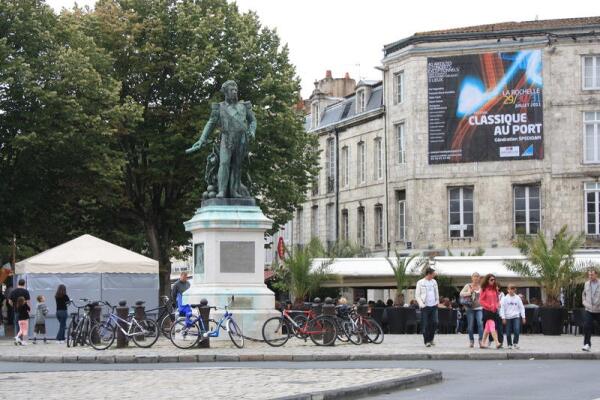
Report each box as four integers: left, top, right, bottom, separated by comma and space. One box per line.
186, 104, 220, 154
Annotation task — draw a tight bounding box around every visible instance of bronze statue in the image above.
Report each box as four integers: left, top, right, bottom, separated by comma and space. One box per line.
186, 80, 256, 198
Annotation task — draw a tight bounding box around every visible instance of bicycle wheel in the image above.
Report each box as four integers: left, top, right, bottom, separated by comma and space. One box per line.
308, 316, 337, 346
169, 318, 201, 349
227, 319, 244, 349
88, 322, 115, 350
160, 313, 175, 339
132, 319, 160, 348
343, 320, 362, 345
66, 318, 77, 348
262, 316, 290, 347
363, 317, 384, 344
334, 317, 349, 343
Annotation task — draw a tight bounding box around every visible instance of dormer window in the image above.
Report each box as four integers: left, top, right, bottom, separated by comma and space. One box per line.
356, 89, 366, 113
311, 101, 320, 128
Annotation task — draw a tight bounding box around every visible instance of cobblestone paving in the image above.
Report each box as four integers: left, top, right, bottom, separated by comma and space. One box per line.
0, 333, 594, 360
0, 367, 428, 400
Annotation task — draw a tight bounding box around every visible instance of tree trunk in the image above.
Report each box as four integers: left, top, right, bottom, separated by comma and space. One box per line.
145, 222, 172, 299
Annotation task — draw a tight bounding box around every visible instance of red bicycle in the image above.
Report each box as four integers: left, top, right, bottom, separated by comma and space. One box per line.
262, 308, 337, 346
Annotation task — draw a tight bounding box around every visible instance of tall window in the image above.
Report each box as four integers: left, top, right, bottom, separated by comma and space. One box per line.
396, 190, 406, 241
341, 209, 349, 241
357, 89, 366, 113
585, 182, 600, 235
357, 207, 366, 247
374, 138, 383, 180
311, 206, 319, 238
393, 71, 404, 104
326, 203, 335, 244
448, 187, 474, 238
395, 122, 405, 164
514, 185, 541, 235
583, 56, 600, 90
311, 172, 319, 196
341, 146, 349, 187
584, 112, 600, 163
311, 102, 320, 128
325, 138, 335, 193
375, 205, 383, 246
297, 208, 304, 244
357, 141, 366, 183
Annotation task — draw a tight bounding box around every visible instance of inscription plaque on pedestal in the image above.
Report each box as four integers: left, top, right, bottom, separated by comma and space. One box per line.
220, 241, 255, 273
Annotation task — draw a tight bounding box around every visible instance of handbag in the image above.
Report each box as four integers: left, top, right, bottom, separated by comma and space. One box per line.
459, 285, 474, 307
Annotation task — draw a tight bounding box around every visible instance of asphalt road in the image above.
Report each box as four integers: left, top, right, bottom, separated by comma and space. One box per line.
2, 359, 599, 399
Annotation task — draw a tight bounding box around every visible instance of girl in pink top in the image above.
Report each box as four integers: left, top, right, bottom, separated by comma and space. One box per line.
480, 274, 501, 349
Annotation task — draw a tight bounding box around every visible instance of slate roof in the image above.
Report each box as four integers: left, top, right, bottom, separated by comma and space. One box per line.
384, 16, 600, 56
306, 82, 383, 132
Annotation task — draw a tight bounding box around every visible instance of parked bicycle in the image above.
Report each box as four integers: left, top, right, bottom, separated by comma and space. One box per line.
169, 304, 244, 349
145, 295, 176, 338
262, 308, 337, 347
353, 307, 384, 344
87, 301, 159, 350
66, 298, 100, 348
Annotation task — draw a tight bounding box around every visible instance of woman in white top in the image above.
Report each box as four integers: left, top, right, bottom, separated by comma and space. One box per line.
460, 272, 483, 348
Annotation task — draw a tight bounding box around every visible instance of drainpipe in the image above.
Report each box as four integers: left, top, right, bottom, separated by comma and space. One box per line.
334, 128, 340, 245
375, 65, 389, 257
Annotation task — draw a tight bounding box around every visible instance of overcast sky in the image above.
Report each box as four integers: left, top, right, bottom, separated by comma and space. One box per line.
47, 0, 598, 98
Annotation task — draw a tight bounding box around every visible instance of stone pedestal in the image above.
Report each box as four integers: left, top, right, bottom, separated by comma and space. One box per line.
183, 199, 278, 341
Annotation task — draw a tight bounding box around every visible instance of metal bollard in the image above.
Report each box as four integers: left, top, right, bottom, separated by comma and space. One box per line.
89, 302, 102, 345
116, 300, 129, 348
134, 301, 146, 342
198, 299, 210, 348
311, 297, 322, 316
322, 297, 336, 346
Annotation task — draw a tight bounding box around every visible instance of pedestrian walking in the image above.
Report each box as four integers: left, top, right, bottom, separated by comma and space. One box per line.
460, 272, 483, 348
415, 267, 439, 347
500, 284, 525, 349
55, 284, 70, 344
15, 296, 30, 345
33, 295, 49, 343
171, 272, 190, 307
480, 274, 501, 349
582, 267, 600, 352
8, 279, 30, 342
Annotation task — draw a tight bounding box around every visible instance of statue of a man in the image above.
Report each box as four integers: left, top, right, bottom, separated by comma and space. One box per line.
186, 80, 256, 198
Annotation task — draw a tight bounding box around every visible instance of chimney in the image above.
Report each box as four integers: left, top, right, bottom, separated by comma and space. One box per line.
325, 70, 332, 79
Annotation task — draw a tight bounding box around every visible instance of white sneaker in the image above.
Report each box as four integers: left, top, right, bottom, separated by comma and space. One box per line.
425, 342, 432, 347
21, 341, 28, 346
14, 336, 22, 345
513, 344, 520, 349
582, 344, 591, 352
507, 345, 513, 350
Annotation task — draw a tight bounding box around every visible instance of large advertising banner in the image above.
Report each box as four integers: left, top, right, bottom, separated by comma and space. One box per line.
427, 50, 543, 164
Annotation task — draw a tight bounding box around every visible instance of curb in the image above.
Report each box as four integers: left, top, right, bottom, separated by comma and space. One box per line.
1, 352, 598, 364
275, 370, 443, 400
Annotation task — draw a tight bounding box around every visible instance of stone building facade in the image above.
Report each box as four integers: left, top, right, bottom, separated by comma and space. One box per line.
291, 17, 600, 257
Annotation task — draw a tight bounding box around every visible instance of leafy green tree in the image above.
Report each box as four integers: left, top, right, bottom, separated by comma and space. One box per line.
505, 225, 585, 307
81, 0, 318, 293
0, 0, 137, 263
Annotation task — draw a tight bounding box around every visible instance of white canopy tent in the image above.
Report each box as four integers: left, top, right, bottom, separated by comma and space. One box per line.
14, 234, 159, 336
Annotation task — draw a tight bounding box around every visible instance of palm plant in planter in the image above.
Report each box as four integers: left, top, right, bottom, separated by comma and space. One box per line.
273, 239, 333, 303
505, 225, 585, 335
385, 251, 423, 305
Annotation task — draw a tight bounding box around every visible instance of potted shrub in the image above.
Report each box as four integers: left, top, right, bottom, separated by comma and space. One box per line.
505, 225, 584, 335
273, 239, 333, 304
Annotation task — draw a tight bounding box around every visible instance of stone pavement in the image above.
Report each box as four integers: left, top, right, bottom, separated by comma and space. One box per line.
1, 334, 598, 363
1, 367, 439, 400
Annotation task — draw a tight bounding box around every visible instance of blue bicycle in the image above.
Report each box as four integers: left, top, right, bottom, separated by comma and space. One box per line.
169, 304, 244, 349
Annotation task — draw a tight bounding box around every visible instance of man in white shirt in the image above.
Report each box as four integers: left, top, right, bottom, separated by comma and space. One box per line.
415, 267, 439, 347
582, 268, 600, 352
